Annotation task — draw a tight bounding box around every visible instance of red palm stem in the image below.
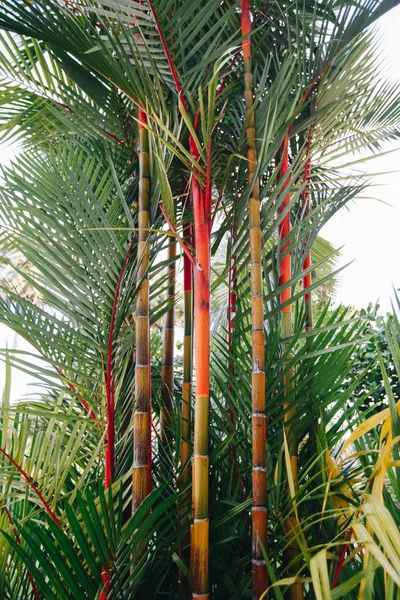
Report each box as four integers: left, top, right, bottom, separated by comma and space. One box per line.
279, 132, 291, 310
51, 363, 97, 420
105, 235, 137, 490
0, 448, 60, 526
302, 124, 313, 328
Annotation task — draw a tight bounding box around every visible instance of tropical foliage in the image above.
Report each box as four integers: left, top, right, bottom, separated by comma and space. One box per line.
347, 303, 400, 415
0, 0, 400, 598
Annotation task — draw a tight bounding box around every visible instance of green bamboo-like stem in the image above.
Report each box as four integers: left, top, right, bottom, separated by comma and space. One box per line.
241, 2, 267, 597
133, 109, 151, 514
191, 177, 210, 600
160, 238, 176, 452
279, 133, 302, 600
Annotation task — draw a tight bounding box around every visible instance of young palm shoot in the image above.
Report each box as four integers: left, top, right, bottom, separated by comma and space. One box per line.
241, 1, 267, 597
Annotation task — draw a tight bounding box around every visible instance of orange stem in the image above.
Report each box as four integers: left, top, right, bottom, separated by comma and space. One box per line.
241, 1, 268, 597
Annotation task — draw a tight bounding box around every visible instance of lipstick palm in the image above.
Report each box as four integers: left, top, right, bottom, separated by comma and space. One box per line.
0, 2, 399, 599
133, 109, 152, 514
240, 1, 267, 596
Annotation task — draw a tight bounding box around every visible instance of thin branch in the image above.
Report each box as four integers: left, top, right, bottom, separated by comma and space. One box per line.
159, 203, 196, 268
0, 448, 60, 526
105, 234, 137, 489
147, 0, 186, 111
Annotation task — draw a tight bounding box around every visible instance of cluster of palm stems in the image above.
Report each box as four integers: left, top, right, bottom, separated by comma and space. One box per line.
0, 0, 400, 598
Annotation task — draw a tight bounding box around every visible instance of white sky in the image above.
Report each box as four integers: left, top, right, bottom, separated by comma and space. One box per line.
1, 7, 400, 400
321, 6, 400, 313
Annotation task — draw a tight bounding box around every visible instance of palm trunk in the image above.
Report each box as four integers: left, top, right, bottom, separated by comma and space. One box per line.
133, 109, 151, 514
279, 133, 302, 600
191, 177, 210, 600
160, 238, 176, 453
241, 2, 267, 597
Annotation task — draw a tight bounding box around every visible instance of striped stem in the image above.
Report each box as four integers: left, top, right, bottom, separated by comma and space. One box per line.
279, 133, 302, 600
241, 2, 267, 597
191, 177, 210, 600
133, 109, 151, 514
160, 238, 176, 455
